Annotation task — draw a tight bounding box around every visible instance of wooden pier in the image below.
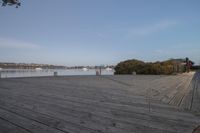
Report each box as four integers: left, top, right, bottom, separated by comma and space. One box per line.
0, 72, 199, 133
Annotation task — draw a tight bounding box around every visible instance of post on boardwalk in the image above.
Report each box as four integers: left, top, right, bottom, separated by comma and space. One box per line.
98, 65, 104, 75
99, 66, 102, 75
186, 57, 190, 73
96, 70, 100, 76
132, 71, 136, 75
54, 71, 58, 77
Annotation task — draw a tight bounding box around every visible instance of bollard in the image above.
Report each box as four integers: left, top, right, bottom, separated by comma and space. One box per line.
54, 72, 58, 77
96, 70, 100, 76
99, 67, 101, 75
132, 71, 136, 75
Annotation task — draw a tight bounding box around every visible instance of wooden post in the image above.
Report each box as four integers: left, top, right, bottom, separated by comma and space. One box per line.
132, 71, 136, 75
96, 70, 100, 76
186, 57, 190, 73
54, 72, 58, 77
99, 66, 101, 75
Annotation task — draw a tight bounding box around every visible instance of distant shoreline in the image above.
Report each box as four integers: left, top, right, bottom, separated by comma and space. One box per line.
0, 62, 115, 70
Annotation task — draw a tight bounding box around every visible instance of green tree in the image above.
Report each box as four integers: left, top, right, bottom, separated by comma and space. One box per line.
114, 58, 190, 75
114, 59, 144, 74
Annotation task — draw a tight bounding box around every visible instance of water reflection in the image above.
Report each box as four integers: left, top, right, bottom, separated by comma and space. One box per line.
0, 69, 114, 78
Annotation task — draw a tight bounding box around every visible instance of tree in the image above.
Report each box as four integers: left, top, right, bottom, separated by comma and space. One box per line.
114, 59, 144, 74
114, 58, 192, 75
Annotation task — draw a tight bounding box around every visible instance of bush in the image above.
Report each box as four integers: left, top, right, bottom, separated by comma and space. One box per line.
114, 59, 187, 75
114, 59, 145, 74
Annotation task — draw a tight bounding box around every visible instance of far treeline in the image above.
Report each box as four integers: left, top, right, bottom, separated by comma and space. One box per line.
114, 58, 197, 75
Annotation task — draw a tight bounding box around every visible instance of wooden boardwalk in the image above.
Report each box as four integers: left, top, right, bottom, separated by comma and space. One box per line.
0, 72, 200, 133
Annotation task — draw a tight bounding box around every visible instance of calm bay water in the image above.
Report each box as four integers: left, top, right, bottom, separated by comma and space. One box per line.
0, 69, 114, 78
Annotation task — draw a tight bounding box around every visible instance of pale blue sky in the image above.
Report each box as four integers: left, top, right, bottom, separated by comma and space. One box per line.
0, 0, 200, 66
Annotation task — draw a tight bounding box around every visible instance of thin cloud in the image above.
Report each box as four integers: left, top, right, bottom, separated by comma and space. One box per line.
0, 38, 41, 49
130, 20, 177, 36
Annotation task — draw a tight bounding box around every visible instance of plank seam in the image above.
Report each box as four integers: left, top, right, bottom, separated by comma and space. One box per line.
0, 106, 70, 133
0, 116, 33, 133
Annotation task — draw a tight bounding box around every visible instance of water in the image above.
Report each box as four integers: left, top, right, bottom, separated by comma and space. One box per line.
0, 69, 114, 78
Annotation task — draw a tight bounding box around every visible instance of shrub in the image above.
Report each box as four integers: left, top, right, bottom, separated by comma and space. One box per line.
114, 59, 188, 75
114, 59, 145, 74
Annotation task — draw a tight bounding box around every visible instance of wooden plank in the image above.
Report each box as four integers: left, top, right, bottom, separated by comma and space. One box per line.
169, 75, 193, 106
0, 87, 195, 122
6, 74, 192, 104
0, 117, 30, 133
0, 77, 195, 119
0, 108, 66, 133
180, 73, 197, 110
0, 105, 104, 133
0, 74, 186, 107
0, 88, 198, 133
191, 71, 200, 113
0, 74, 199, 133
0, 92, 177, 133
0, 77, 171, 108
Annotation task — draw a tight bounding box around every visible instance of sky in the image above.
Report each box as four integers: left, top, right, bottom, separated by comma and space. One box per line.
0, 0, 200, 66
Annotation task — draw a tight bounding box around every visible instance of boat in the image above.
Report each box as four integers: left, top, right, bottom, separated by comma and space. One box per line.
35, 67, 42, 71
82, 68, 88, 71
106, 67, 112, 71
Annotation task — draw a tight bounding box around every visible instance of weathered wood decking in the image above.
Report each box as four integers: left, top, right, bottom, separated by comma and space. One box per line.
0, 72, 200, 133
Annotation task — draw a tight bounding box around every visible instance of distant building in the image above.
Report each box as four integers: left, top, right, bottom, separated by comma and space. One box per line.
170, 58, 194, 73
